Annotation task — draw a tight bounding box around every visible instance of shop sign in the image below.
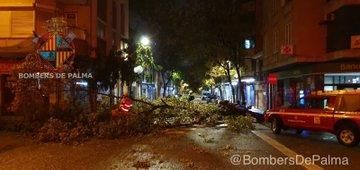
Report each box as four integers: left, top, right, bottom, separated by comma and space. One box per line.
340, 64, 360, 72
351, 35, 360, 49
280, 44, 294, 55
268, 74, 278, 85
0, 62, 17, 74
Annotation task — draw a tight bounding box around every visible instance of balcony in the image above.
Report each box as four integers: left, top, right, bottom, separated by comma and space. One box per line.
65, 26, 89, 56
56, 0, 88, 5
0, 37, 33, 57
326, 5, 360, 57
66, 26, 87, 41
325, 0, 360, 14
326, 49, 360, 61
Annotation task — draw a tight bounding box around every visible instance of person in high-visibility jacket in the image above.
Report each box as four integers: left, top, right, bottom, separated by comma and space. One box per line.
119, 94, 133, 113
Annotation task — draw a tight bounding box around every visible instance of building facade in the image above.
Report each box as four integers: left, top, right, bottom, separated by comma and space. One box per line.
0, 0, 129, 115
253, 0, 360, 110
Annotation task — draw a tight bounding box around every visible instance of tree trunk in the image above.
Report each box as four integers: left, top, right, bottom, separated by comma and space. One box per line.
140, 73, 143, 98
218, 84, 223, 100
225, 66, 236, 103
70, 81, 76, 104
155, 72, 161, 98
161, 72, 167, 97
89, 86, 97, 112
120, 80, 124, 96
109, 85, 114, 107
235, 64, 245, 105
161, 71, 172, 97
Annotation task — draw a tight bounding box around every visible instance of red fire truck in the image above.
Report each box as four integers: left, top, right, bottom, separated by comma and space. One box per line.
265, 90, 360, 147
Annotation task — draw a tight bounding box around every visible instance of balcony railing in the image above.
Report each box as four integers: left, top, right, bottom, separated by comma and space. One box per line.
65, 26, 87, 41
57, 0, 88, 5
0, 37, 33, 55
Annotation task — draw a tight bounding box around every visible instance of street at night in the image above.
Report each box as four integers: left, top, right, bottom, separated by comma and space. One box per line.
1, 0, 360, 169
1, 124, 359, 169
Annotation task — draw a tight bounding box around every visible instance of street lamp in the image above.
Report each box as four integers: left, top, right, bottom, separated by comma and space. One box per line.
140, 36, 151, 46
134, 65, 144, 74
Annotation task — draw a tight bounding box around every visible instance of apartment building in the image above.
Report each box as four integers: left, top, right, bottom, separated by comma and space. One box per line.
253, 0, 360, 109
0, 0, 129, 114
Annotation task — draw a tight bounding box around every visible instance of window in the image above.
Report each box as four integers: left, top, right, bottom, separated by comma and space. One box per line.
0, 11, 11, 37
324, 76, 333, 84
326, 5, 360, 52
301, 97, 333, 109
97, 21, 105, 39
112, 31, 116, 46
272, 0, 276, 14
338, 95, 360, 112
97, 0, 107, 21
66, 13, 77, 27
324, 86, 334, 91
345, 76, 353, 83
0, 11, 34, 37
120, 3, 125, 36
264, 35, 270, 58
273, 31, 278, 54
245, 39, 251, 49
285, 23, 292, 44
112, 0, 117, 29
281, 0, 291, 7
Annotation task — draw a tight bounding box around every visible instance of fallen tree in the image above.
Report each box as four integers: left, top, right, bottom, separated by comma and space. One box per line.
34, 97, 254, 144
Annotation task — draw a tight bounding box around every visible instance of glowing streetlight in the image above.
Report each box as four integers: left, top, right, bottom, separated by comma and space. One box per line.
134, 65, 144, 74
140, 36, 151, 46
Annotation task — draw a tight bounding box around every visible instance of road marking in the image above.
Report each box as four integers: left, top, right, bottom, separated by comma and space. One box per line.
251, 130, 323, 170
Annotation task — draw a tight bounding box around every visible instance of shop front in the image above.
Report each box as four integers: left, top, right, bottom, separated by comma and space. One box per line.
266, 60, 360, 109
0, 60, 19, 115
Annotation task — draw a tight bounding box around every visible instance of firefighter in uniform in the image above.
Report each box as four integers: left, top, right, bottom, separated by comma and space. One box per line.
119, 94, 133, 114
111, 88, 133, 120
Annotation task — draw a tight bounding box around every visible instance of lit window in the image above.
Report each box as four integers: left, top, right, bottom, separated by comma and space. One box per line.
245, 39, 251, 49
0, 10, 34, 37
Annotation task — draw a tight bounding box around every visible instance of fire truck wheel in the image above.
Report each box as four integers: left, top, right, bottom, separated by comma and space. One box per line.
336, 125, 360, 147
271, 117, 282, 135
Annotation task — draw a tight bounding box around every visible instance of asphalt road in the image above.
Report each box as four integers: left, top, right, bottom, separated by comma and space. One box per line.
0, 127, 302, 170
256, 123, 360, 169
0, 124, 358, 169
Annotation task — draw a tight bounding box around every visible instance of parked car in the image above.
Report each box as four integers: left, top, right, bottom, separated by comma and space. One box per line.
218, 100, 249, 116
265, 90, 360, 147
202, 93, 218, 103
